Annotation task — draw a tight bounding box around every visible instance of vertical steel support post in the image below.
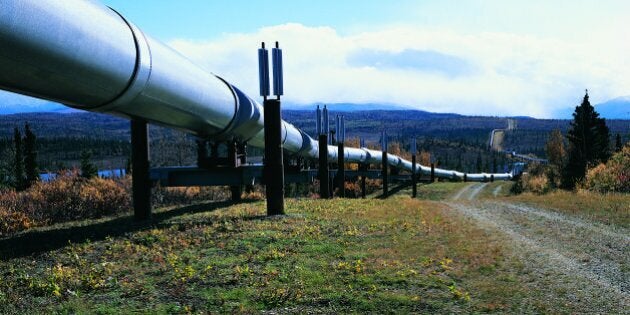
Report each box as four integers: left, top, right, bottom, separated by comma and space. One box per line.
263, 99, 285, 215
382, 151, 388, 198
411, 138, 417, 198
228, 140, 242, 201
196, 139, 208, 168
359, 137, 366, 198
464, 173, 468, 182
411, 155, 417, 198
131, 119, 151, 221
337, 116, 345, 198
381, 132, 388, 198
318, 134, 330, 198
360, 163, 367, 198
430, 163, 435, 183
337, 142, 345, 197
381, 151, 389, 198
323, 106, 330, 144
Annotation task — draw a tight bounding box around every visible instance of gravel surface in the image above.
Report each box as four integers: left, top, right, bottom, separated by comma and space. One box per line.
451, 183, 488, 201
492, 184, 504, 197
445, 184, 629, 314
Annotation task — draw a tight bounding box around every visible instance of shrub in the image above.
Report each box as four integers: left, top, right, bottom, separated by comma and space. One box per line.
0, 171, 130, 236
523, 174, 551, 195
584, 144, 629, 193
510, 163, 552, 195
152, 185, 230, 206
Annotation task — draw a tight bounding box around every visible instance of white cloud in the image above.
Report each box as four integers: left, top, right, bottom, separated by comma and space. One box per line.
166, 22, 629, 118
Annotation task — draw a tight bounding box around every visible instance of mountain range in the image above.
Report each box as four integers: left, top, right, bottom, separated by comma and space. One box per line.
0, 102, 77, 115
593, 96, 630, 119
1, 98, 628, 119
554, 96, 630, 119
283, 102, 413, 112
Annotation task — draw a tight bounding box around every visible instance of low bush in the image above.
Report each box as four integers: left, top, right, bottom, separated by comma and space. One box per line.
152, 185, 230, 206
584, 144, 629, 193
0, 171, 130, 236
511, 163, 553, 195
0, 172, 263, 236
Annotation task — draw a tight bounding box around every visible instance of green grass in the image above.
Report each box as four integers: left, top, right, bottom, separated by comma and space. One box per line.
477, 181, 514, 199
414, 181, 470, 200
1, 195, 535, 313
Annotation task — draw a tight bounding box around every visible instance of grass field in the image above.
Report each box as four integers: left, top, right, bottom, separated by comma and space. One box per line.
2, 193, 538, 314
505, 189, 630, 228
413, 181, 471, 201
1, 181, 627, 313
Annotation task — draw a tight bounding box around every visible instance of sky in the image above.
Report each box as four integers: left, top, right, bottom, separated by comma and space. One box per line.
2, 0, 629, 117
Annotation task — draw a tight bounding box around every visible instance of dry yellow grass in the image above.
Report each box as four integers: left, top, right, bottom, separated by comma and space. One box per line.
506, 189, 630, 228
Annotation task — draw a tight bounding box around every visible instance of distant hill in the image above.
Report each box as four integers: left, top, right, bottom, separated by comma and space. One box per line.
284, 102, 414, 112
0, 102, 78, 115
594, 96, 630, 119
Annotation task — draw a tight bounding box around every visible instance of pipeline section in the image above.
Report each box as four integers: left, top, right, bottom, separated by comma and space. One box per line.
0, 0, 512, 181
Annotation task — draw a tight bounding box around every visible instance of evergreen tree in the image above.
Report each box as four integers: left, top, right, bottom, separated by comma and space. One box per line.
23, 122, 38, 187
80, 150, 98, 179
475, 152, 482, 173
0, 147, 12, 189
13, 127, 25, 190
125, 157, 132, 176
562, 90, 610, 189
615, 133, 623, 152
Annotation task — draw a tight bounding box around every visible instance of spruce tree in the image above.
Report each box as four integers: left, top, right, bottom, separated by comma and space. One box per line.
475, 152, 482, 173
562, 90, 610, 189
80, 150, 98, 179
23, 122, 38, 187
615, 133, 623, 152
13, 127, 25, 190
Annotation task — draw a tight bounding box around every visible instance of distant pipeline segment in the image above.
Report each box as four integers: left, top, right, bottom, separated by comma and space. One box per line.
0, 0, 512, 181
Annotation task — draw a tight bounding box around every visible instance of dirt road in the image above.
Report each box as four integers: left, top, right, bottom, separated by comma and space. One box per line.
446, 183, 629, 313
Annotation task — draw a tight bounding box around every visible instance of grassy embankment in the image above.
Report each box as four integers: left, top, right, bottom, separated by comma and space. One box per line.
2, 191, 533, 313
507, 189, 629, 228
1, 181, 627, 313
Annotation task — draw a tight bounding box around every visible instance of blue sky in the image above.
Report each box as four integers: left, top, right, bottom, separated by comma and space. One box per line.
2, 0, 629, 117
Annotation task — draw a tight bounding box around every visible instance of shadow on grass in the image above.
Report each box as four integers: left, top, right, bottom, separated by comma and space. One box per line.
0, 199, 257, 260
375, 181, 411, 199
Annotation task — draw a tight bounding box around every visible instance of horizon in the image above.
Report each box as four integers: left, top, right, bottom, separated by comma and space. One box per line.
1, 102, 628, 121
1, 0, 629, 118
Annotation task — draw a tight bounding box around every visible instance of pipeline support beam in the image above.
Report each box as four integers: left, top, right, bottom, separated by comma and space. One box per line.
131, 119, 151, 221
263, 99, 284, 215
412, 155, 417, 198
228, 140, 242, 201
337, 143, 345, 197
360, 163, 367, 198
382, 151, 388, 198
318, 134, 330, 199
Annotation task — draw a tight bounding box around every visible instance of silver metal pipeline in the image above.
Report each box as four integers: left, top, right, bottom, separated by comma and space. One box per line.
0, 0, 512, 181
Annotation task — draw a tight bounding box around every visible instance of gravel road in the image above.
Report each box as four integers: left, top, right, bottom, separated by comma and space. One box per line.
446, 183, 629, 313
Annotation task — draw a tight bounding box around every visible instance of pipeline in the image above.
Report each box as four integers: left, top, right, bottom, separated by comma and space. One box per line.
0, 0, 512, 181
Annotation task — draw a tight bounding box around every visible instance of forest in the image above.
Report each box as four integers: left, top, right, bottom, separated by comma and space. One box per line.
0, 109, 628, 183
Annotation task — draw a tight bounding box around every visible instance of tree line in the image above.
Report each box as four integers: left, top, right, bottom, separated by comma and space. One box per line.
541, 90, 626, 190
1, 123, 104, 190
